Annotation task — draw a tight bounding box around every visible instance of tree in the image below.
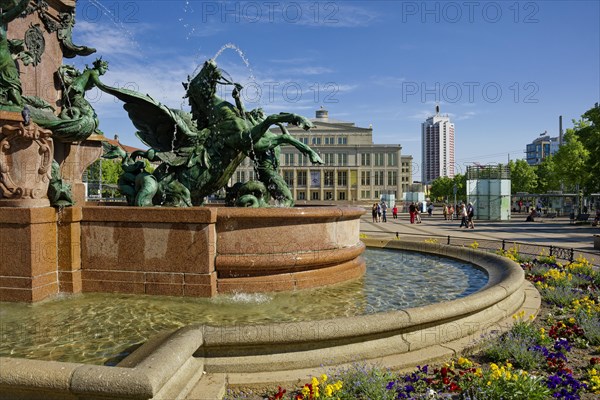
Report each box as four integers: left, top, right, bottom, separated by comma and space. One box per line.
508, 159, 537, 194
553, 130, 590, 192
572, 104, 600, 193
429, 176, 454, 201
453, 173, 467, 200
534, 155, 560, 193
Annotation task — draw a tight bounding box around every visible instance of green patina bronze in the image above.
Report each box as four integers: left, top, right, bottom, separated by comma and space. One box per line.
48, 160, 74, 207
0, 0, 30, 110
99, 58, 323, 207
25, 59, 107, 142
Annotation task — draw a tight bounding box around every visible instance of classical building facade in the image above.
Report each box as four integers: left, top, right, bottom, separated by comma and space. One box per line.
231, 108, 413, 203
421, 105, 455, 184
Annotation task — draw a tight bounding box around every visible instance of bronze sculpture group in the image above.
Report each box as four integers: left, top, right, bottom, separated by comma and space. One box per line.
1, 0, 323, 207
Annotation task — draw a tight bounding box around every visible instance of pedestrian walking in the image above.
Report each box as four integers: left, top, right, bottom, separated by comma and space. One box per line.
376, 203, 381, 222
392, 205, 398, 219
459, 204, 468, 228
427, 203, 434, 217
371, 203, 378, 223
409, 202, 416, 224
381, 201, 388, 222
443, 204, 448, 220
467, 202, 475, 229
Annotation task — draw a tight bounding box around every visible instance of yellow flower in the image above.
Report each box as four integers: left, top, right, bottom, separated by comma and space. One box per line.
302, 385, 310, 396
457, 357, 473, 368
311, 377, 319, 387
324, 385, 333, 397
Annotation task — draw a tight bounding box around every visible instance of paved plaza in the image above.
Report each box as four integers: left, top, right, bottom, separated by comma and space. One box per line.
360, 209, 600, 252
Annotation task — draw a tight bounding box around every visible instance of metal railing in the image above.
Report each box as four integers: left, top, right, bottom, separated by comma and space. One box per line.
361, 231, 600, 268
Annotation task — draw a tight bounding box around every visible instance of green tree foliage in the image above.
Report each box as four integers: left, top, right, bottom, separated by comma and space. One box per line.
428, 174, 466, 202
429, 176, 453, 201
87, 159, 122, 184
534, 155, 560, 193
553, 130, 590, 192
509, 159, 537, 194
453, 173, 467, 199
572, 104, 600, 193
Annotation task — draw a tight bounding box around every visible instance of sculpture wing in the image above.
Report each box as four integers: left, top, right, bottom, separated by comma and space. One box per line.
96, 82, 199, 152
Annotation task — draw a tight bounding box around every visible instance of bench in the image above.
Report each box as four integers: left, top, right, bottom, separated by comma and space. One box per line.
570, 213, 590, 224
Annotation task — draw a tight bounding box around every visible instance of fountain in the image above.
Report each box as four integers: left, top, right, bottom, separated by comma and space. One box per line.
0, 2, 535, 399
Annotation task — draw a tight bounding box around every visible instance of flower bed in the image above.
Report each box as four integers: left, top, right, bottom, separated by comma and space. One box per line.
225, 253, 599, 400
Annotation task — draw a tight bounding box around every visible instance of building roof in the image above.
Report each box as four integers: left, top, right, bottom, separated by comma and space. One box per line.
103, 135, 144, 154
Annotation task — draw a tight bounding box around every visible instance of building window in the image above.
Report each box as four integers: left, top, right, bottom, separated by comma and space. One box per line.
324, 153, 335, 165
361, 190, 371, 199
325, 191, 333, 200
361, 153, 371, 166
248, 170, 255, 181
374, 190, 379, 199
236, 171, 245, 183
284, 171, 294, 186
338, 191, 346, 200
299, 154, 308, 166
374, 170, 384, 186
374, 153, 384, 166
311, 137, 321, 145
361, 171, 371, 185
337, 153, 347, 166
297, 171, 307, 186
301, 137, 309, 144
284, 153, 295, 166
324, 171, 334, 186
337, 137, 347, 145
311, 191, 320, 200
387, 171, 397, 186
337, 171, 347, 186
387, 153, 397, 166
297, 191, 306, 200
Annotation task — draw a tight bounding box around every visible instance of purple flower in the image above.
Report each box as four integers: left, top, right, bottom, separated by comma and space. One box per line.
546, 370, 587, 399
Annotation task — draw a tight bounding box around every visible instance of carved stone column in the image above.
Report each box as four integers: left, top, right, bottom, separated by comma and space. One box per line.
0, 111, 53, 207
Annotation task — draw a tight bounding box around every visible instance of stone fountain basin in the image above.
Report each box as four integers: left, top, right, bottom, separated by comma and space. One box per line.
0, 240, 539, 400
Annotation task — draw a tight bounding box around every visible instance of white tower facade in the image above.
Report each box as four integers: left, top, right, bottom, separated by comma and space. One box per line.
421, 106, 455, 184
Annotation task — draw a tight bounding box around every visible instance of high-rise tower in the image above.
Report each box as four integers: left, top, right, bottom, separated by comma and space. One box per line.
421, 105, 455, 184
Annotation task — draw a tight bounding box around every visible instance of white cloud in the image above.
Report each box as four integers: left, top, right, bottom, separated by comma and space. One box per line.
73, 20, 148, 59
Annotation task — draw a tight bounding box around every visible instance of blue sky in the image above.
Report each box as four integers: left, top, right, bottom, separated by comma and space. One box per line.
70, 0, 600, 178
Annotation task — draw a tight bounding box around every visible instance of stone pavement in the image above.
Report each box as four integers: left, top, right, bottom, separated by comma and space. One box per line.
360, 210, 600, 252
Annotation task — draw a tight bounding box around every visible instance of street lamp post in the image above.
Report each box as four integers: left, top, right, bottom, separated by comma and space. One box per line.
453, 184, 458, 218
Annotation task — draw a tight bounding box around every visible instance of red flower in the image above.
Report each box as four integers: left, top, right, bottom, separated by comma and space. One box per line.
269, 386, 287, 400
